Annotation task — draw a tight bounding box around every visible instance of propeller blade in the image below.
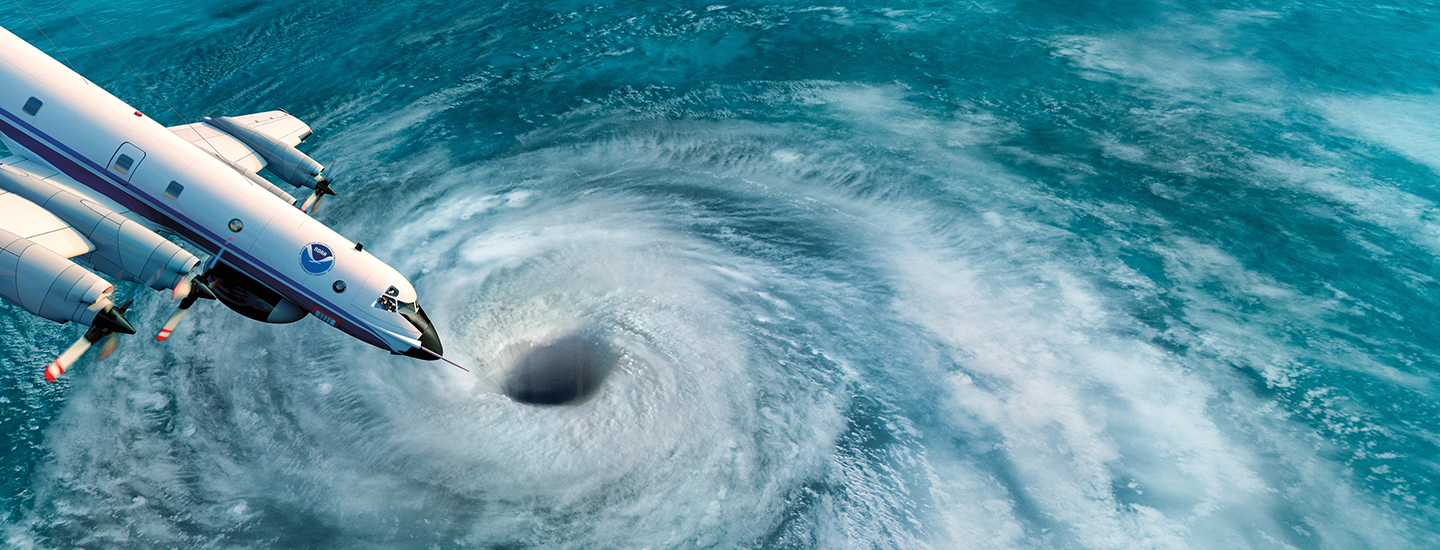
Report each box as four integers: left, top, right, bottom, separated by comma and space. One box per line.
45, 334, 94, 382
300, 190, 320, 212
302, 175, 335, 214
156, 282, 213, 342
171, 273, 193, 301
44, 300, 135, 382
96, 333, 122, 360
155, 308, 188, 342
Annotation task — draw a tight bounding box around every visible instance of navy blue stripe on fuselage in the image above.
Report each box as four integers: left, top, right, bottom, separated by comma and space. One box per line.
0, 106, 390, 349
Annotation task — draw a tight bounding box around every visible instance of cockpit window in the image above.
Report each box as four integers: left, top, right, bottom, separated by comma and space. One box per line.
373, 285, 419, 315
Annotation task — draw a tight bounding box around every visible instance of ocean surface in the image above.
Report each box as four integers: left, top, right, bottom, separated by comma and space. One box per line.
2, 0, 1439, 548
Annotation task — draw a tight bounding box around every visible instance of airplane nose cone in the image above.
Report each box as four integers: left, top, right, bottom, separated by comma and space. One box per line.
401, 306, 444, 360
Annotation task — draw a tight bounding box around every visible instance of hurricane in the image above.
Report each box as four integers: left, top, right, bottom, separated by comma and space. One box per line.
2, 0, 1438, 548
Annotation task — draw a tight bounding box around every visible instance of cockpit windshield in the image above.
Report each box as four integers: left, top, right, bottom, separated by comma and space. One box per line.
373, 285, 419, 315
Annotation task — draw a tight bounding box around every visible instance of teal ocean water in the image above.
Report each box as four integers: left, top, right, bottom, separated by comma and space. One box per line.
3, 1, 1439, 548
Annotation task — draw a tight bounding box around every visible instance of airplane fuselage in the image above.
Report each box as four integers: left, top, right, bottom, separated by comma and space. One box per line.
0, 27, 441, 358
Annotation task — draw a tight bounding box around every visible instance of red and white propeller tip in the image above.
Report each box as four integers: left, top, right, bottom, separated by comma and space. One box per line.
44, 336, 92, 382
43, 300, 135, 383
300, 191, 320, 213
157, 277, 215, 342
156, 308, 187, 341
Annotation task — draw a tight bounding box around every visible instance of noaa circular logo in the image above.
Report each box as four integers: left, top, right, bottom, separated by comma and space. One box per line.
300, 242, 335, 275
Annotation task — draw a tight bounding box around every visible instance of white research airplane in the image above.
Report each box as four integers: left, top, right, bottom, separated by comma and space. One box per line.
0, 25, 446, 381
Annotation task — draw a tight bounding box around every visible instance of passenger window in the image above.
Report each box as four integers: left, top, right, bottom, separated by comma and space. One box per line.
165, 181, 184, 199
22, 97, 42, 116
113, 154, 134, 174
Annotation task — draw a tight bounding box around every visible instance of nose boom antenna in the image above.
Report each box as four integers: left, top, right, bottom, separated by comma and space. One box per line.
417, 346, 469, 372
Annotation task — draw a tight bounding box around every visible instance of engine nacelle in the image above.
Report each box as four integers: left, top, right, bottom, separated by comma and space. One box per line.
204, 262, 305, 323
0, 228, 113, 326
0, 165, 199, 290
236, 168, 298, 205
204, 116, 325, 190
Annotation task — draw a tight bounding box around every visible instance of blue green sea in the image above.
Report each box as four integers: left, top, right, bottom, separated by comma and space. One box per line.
2, 0, 1439, 547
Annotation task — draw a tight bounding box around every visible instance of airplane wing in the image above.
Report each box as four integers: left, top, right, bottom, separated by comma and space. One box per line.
221, 110, 314, 147
169, 110, 314, 173
169, 120, 266, 173
0, 155, 141, 223
0, 185, 94, 258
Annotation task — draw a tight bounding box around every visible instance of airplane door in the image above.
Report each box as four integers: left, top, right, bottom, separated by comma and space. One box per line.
107, 143, 145, 184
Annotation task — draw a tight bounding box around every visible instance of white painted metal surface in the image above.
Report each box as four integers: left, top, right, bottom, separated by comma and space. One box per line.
0, 191, 94, 257
0, 24, 440, 359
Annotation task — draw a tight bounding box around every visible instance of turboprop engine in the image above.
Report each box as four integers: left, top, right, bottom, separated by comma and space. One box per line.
204, 115, 325, 189
200, 115, 335, 213
0, 161, 210, 378
0, 164, 199, 290
0, 227, 128, 329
